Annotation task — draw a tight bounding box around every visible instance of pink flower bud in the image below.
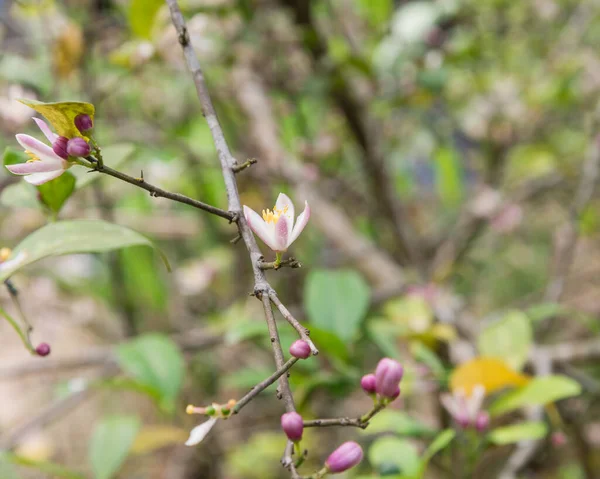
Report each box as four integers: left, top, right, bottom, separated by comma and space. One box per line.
551, 431, 567, 447
52, 136, 69, 159
375, 358, 404, 398
474, 411, 489, 432
74, 114, 93, 133
360, 374, 377, 394
289, 340, 311, 359
35, 342, 51, 357
67, 137, 91, 157
281, 412, 304, 442
325, 441, 363, 473
389, 385, 401, 401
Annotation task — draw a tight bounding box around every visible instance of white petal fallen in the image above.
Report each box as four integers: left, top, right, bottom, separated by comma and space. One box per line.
185, 417, 218, 446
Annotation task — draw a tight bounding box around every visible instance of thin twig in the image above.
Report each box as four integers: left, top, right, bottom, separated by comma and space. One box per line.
303, 418, 367, 429
269, 292, 318, 355
259, 257, 302, 270
232, 158, 258, 173
233, 357, 298, 414
85, 157, 235, 221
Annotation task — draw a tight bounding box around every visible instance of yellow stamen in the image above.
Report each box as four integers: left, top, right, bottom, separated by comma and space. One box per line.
25, 150, 40, 162
262, 205, 288, 224
0, 248, 11, 263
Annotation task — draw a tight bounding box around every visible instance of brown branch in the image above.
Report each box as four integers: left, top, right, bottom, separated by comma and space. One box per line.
86, 158, 235, 221
232, 158, 258, 173
269, 291, 318, 355
303, 418, 367, 429
233, 357, 298, 414
259, 257, 302, 270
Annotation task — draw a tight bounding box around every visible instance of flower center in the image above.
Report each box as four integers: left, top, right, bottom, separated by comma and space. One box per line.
262, 205, 288, 224
25, 150, 40, 162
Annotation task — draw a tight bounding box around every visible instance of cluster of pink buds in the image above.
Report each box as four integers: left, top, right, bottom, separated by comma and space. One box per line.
440, 385, 489, 432
6, 114, 95, 185
361, 357, 404, 402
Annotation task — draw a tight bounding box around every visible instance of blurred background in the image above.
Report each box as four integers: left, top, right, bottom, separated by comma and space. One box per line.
1, 0, 600, 478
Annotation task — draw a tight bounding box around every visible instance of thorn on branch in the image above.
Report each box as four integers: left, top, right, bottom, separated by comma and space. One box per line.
232, 158, 258, 173
230, 234, 242, 244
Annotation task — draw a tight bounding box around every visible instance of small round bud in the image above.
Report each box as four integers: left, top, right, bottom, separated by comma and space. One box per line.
281, 411, 304, 442
289, 340, 311, 359
66, 138, 91, 157
52, 136, 69, 159
474, 411, 489, 432
360, 374, 377, 395
35, 343, 51, 357
375, 358, 404, 398
74, 114, 93, 133
325, 441, 363, 473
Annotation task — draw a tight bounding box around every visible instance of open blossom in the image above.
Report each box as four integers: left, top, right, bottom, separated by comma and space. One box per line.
6, 118, 70, 185
243, 193, 310, 252
441, 384, 487, 430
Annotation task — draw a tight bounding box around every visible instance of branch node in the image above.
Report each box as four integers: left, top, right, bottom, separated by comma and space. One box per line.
232, 158, 258, 173
178, 26, 190, 46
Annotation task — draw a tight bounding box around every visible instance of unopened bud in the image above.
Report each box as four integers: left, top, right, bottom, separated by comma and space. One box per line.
375, 358, 404, 398
66, 137, 91, 157
389, 385, 401, 401
360, 374, 377, 395
74, 114, 93, 133
35, 342, 51, 357
551, 431, 567, 447
281, 411, 304, 442
325, 441, 363, 473
289, 340, 311, 359
52, 136, 69, 159
474, 411, 489, 432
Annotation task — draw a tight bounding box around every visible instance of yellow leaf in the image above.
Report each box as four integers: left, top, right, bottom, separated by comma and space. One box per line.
450, 357, 530, 396
52, 21, 83, 78
18, 99, 94, 139
131, 425, 188, 454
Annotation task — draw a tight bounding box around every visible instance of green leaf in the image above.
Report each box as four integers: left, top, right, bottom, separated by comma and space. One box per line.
525, 303, 567, 323
368, 436, 420, 476
434, 147, 463, 208
37, 171, 76, 215
308, 326, 349, 362
367, 319, 401, 359
3, 146, 27, 167
73, 144, 136, 189
304, 269, 370, 342
128, 0, 163, 39
18, 99, 94, 139
4, 453, 85, 479
490, 376, 582, 416
418, 429, 455, 477
360, 410, 437, 438
0, 219, 170, 282
116, 334, 184, 412
89, 415, 140, 479
488, 421, 548, 445
478, 311, 532, 371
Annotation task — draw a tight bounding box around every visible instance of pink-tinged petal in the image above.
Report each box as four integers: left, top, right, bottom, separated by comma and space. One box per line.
440, 394, 459, 418
15, 134, 63, 166
275, 192, 294, 223
274, 212, 292, 251
288, 201, 310, 246
185, 417, 218, 446
23, 169, 65, 185
32, 117, 58, 143
6, 160, 63, 175
244, 205, 279, 251
466, 385, 486, 421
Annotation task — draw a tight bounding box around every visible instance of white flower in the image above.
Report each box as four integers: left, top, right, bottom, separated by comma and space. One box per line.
185, 417, 218, 446
440, 384, 486, 428
243, 193, 310, 252
6, 118, 70, 185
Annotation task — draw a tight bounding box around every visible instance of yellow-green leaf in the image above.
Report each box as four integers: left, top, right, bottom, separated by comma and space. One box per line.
17, 99, 94, 139
131, 426, 187, 454
450, 357, 529, 396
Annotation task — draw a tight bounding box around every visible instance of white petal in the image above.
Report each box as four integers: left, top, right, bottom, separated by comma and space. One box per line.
287, 201, 310, 247
467, 385, 486, 421
7, 159, 63, 175
244, 205, 280, 251
15, 134, 63, 166
440, 394, 459, 418
32, 117, 58, 143
185, 417, 218, 446
24, 169, 65, 185
274, 212, 291, 251
275, 192, 294, 224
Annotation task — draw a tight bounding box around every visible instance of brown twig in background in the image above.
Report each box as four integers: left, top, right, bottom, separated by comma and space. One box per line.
269, 292, 318, 355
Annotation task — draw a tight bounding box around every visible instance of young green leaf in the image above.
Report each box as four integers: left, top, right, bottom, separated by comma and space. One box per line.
0, 219, 170, 282
478, 310, 532, 370
89, 416, 140, 479
488, 421, 548, 445
37, 171, 76, 215
116, 334, 184, 412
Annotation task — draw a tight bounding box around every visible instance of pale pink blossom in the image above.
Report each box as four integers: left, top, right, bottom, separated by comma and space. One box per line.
6, 118, 70, 185
441, 384, 488, 430
243, 193, 310, 252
